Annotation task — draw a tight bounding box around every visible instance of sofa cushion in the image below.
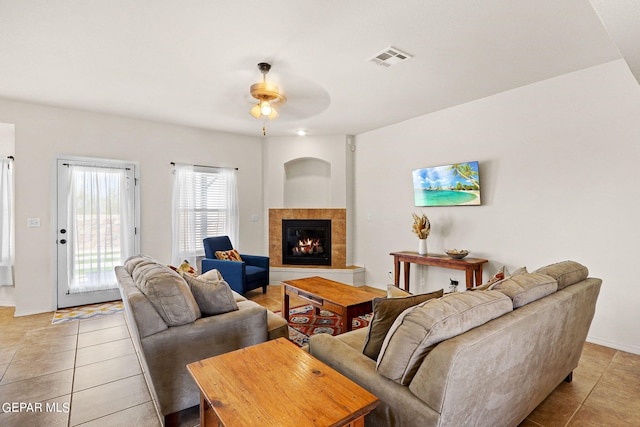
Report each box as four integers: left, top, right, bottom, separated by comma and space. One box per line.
489, 273, 558, 308
124, 254, 156, 274
236, 300, 289, 340
183, 274, 239, 316
362, 289, 444, 360
115, 266, 168, 339
132, 262, 201, 326
376, 291, 512, 385
534, 261, 588, 290
215, 249, 243, 262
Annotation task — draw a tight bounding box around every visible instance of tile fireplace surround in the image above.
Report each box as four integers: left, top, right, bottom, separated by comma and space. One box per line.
269, 208, 364, 285
269, 208, 346, 267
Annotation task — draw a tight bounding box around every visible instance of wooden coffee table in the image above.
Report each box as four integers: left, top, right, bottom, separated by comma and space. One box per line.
281, 276, 380, 332
187, 338, 379, 427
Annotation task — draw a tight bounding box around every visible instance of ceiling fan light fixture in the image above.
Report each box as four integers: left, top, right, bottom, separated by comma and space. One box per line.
260, 100, 272, 116
249, 104, 262, 119
248, 62, 285, 128
267, 107, 278, 119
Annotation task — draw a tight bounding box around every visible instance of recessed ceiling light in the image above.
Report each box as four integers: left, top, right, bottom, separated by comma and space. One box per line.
296, 130, 307, 136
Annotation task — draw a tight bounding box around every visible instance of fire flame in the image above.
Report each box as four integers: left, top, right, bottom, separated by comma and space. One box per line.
293, 238, 323, 255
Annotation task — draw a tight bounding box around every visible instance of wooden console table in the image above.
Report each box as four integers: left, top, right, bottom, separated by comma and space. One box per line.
390, 251, 488, 292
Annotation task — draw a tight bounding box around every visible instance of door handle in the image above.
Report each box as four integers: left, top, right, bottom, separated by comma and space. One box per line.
59, 239, 67, 244
60, 229, 66, 234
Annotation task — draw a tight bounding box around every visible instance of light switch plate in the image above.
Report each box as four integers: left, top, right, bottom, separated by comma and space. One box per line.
27, 218, 41, 228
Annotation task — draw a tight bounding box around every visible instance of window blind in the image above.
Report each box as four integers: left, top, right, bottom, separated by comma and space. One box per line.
174, 166, 238, 259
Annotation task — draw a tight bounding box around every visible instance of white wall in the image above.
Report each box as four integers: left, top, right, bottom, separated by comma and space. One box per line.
283, 157, 332, 207
263, 135, 352, 208
0, 123, 15, 305
0, 98, 263, 315
263, 135, 355, 264
354, 59, 640, 354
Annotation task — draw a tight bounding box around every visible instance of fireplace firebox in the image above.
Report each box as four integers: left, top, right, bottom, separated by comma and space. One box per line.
282, 219, 331, 266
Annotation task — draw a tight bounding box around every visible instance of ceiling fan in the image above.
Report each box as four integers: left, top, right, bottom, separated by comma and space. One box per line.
249, 62, 286, 135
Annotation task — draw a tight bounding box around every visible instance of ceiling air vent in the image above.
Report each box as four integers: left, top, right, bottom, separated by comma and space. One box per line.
369, 46, 413, 67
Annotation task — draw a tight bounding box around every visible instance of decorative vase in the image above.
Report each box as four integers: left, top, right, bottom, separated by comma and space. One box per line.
418, 239, 427, 255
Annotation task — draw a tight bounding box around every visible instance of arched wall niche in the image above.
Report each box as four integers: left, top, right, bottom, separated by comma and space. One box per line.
283, 157, 331, 207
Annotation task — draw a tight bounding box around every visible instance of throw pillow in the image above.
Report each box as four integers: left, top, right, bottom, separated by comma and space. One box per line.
489, 272, 558, 308
511, 266, 528, 276
387, 284, 412, 298
200, 268, 224, 281
168, 260, 198, 276
183, 274, 239, 316
215, 249, 243, 262
487, 266, 528, 290
362, 289, 444, 360
376, 291, 512, 385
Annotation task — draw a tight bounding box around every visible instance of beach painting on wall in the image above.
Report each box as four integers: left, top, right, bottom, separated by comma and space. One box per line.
412, 161, 481, 206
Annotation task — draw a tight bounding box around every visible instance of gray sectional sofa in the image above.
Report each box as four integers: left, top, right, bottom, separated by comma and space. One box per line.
115, 255, 288, 423
309, 261, 601, 427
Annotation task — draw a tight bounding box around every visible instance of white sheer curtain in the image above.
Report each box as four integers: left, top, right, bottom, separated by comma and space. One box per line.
67, 165, 131, 294
221, 167, 239, 248
0, 158, 14, 286
172, 163, 197, 267
171, 164, 239, 266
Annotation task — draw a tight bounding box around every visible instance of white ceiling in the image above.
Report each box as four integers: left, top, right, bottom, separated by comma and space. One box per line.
0, 0, 637, 137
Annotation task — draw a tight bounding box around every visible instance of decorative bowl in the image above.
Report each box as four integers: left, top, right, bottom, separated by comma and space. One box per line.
445, 249, 469, 259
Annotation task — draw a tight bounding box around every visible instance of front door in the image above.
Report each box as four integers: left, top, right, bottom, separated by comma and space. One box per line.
56, 158, 138, 308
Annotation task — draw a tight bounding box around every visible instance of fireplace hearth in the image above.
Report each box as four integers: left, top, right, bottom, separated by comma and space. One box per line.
282, 219, 331, 266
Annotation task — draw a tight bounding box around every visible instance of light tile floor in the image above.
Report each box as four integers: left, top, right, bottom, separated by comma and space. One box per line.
0, 307, 162, 427
1, 284, 638, 426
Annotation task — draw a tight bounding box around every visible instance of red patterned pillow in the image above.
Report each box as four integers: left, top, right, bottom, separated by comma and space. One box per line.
215, 249, 243, 262
169, 260, 197, 276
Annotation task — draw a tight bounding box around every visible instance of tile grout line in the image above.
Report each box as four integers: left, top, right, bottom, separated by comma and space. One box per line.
0, 321, 76, 426
67, 323, 79, 427
121, 312, 164, 424
562, 404, 582, 427
562, 349, 618, 427
69, 315, 159, 426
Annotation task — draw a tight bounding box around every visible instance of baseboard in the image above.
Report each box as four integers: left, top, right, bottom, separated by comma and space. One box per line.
0, 298, 15, 307
12, 307, 54, 317
270, 265, 365, 286
587, 335, 640, 355
0, 285, 15, 307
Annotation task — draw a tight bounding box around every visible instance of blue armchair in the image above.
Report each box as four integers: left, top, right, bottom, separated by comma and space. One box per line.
201, 236, 269, 295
